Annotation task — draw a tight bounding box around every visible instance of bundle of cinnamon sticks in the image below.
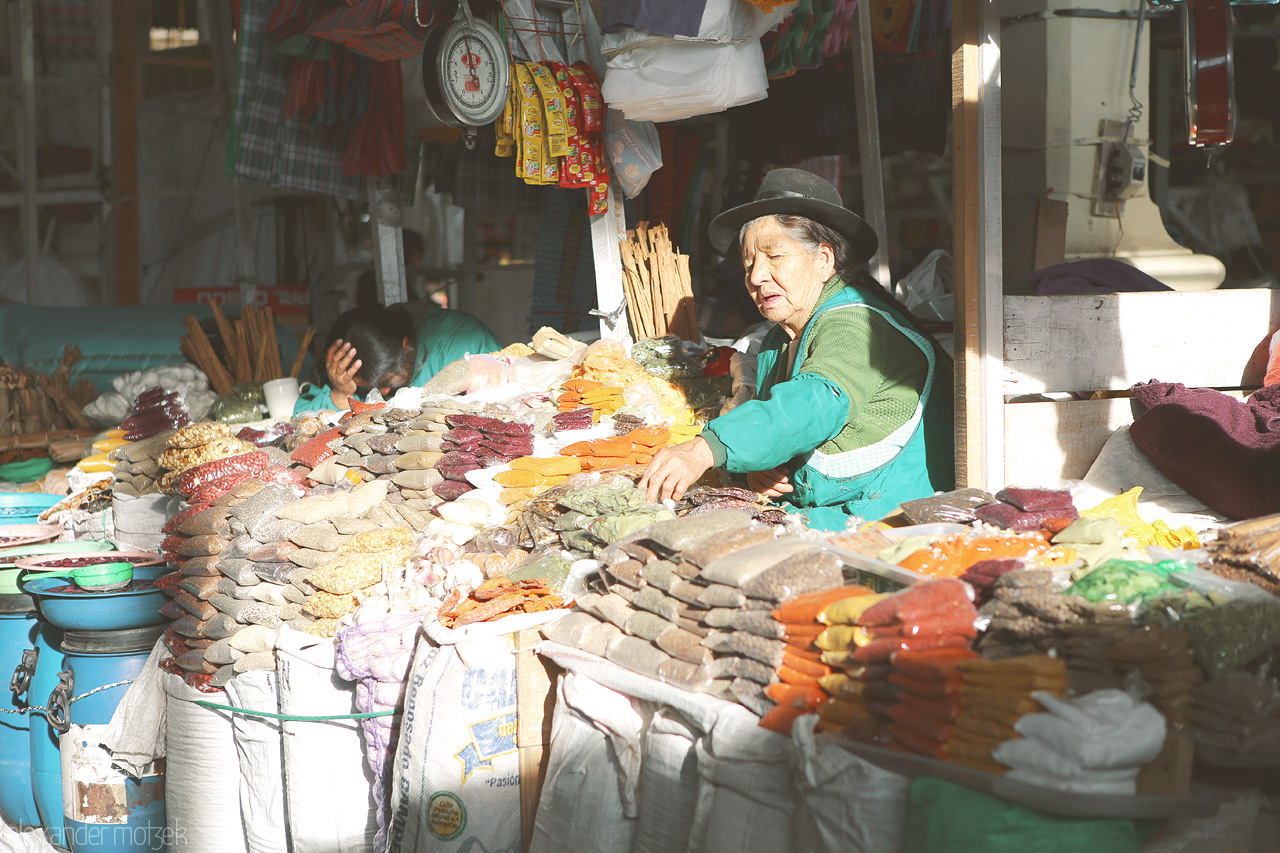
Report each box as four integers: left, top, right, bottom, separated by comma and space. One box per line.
619, 222, 701, 343
180, 304, 314, 396
0, 345, 96, 438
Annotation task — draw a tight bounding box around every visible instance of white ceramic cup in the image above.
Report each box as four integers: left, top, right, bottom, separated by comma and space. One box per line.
263, 377, 301, 420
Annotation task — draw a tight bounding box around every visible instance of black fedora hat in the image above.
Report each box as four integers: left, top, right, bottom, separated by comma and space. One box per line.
708, 167, 878, 262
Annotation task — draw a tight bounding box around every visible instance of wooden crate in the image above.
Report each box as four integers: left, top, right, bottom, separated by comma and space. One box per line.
1001, 289, 1280, 484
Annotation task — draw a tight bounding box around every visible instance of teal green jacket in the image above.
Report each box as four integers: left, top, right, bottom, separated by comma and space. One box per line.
294, 307, 499, 413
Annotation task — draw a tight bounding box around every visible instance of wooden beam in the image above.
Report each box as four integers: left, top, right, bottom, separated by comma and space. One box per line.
951, 0, 1004, 491
110, 0, 143, 304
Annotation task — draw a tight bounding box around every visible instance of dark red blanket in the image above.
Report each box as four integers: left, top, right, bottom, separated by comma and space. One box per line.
1129, 381, 1280, 520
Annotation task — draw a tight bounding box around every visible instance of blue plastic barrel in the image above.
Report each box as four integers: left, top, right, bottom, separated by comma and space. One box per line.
28, 622, 65, 844
57, 626, 167, 853
0, 594, 40, 827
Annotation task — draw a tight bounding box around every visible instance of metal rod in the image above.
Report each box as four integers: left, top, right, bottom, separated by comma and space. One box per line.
850, 0, 893, 295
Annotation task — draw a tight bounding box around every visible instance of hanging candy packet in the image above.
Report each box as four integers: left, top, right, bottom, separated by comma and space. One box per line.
567, 63, 603, 132
550, 62, 590, 188
513, 63, 546, 183
494, 63, 517, 158
528, 63, 569, 157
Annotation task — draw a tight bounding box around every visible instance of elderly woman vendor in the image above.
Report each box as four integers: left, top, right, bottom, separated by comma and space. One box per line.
640, 168, 954, 529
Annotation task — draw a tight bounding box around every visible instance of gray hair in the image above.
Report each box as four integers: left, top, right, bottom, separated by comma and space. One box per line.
738, 215, 854, 279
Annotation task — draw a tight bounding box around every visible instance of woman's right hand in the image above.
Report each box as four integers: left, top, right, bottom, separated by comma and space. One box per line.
325, 339, 362, 409
746, 466, 794, 499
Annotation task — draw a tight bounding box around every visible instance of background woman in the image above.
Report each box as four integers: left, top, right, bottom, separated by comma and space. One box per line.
293, 302, 499, 413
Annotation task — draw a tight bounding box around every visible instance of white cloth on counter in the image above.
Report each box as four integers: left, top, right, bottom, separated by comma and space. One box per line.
992, 689, 1166, 795
1016, 689, 1167, 768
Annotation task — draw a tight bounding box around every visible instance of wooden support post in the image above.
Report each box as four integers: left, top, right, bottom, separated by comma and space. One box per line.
951, 0, 1004, 490
110, 0, 142, 305
851, 0, 893, 295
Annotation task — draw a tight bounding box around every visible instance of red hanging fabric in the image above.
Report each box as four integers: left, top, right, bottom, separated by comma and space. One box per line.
341, 58, 406, 176
306, 0, 427, 62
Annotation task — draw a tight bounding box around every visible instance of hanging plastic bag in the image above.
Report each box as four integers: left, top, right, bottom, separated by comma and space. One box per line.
900, 249, 954, 322
604, 109, 662, 199
602, 39, 768, 123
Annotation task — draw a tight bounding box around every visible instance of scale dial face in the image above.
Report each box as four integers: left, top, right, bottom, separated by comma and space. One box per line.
436, 19, 508, 127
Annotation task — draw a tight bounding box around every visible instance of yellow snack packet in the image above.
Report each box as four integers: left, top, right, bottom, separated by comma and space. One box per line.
77, 453, 115, 474
819, 592, 891, 625
818, 673, 869, 700
513, 64, 546, 183
817, 697, 870, 726
815, 624, 861, 651
508, 456, 582, 476
494, 469, 567, 488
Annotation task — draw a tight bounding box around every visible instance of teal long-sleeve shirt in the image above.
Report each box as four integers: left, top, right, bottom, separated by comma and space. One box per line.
293, 307, 499, 414
702, 372, 849, 473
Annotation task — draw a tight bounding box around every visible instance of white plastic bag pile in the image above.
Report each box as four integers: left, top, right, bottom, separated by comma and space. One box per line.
992, 689, 1167, 794
600, 0, 796, 122
84, 363, 217, 424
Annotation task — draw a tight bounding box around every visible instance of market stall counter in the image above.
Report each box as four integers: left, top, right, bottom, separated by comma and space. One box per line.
3, 327, 1276, 853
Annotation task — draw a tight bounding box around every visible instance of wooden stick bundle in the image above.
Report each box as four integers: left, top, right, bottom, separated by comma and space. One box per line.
618, 222, 701, 343
0, 346, 97, 439
181, 305, 312, 394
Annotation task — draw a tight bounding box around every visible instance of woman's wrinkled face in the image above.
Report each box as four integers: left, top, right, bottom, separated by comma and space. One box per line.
741, 218, 834, 336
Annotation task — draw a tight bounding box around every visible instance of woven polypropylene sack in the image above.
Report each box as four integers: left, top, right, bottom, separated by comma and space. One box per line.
275, 629, 378, 853
162, 670, 248, 853
223, 670, 287, 853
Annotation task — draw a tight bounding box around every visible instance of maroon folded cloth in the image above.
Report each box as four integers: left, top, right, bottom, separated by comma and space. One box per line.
1129, 381, 1280, 520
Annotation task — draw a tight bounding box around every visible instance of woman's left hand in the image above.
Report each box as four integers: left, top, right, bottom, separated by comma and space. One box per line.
640, 437, 715, 503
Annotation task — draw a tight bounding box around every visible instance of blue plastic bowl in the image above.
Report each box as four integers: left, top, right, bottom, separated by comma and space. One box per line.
21, 564, 168, 631
0, 494, 61, 525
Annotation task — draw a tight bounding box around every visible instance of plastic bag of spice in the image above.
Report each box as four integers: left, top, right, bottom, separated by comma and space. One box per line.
1141, 568, 1280, 677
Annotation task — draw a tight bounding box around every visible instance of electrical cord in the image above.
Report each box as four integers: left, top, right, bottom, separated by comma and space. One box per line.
1122, 0, 1149, 145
